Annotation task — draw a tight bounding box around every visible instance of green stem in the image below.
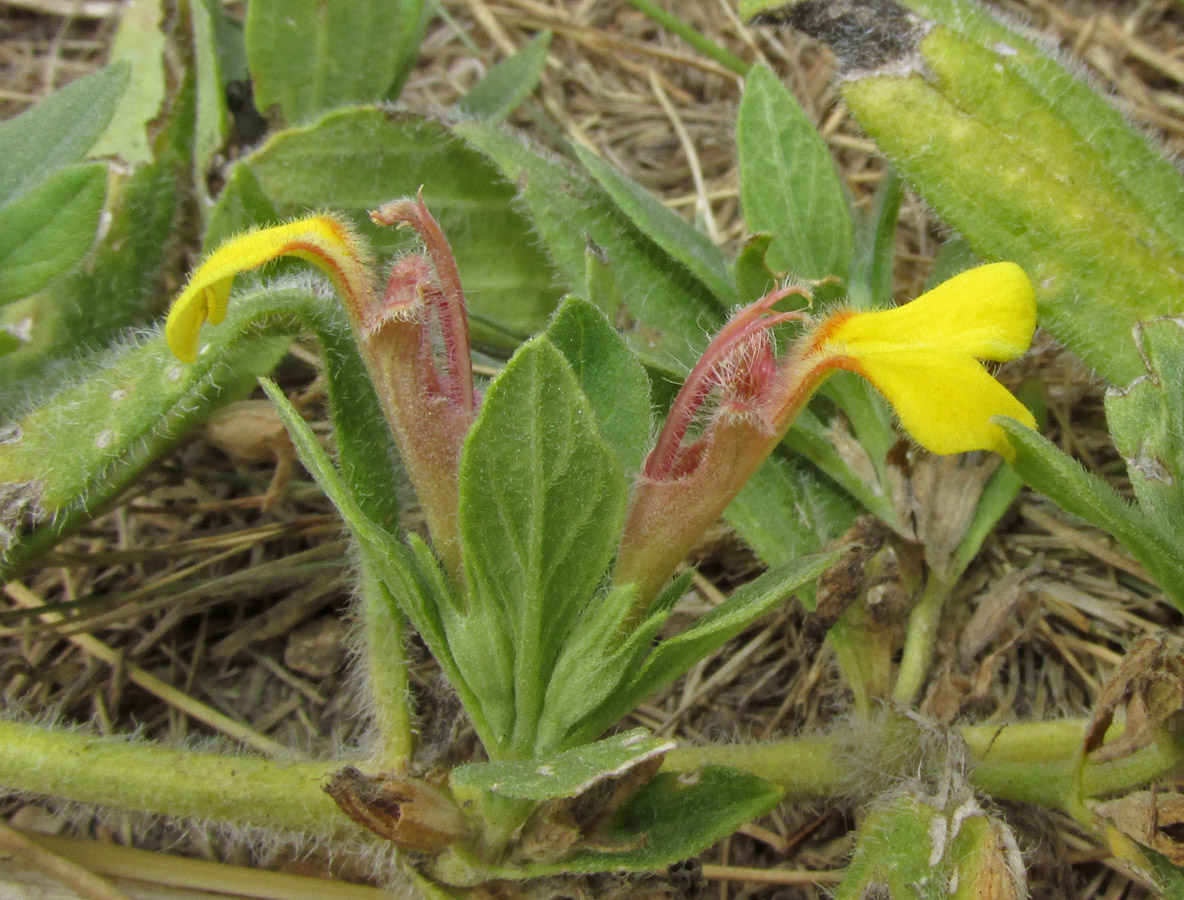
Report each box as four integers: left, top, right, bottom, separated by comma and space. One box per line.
620, 0, 751, 77
664, 734, 847, 798
357, 557, 415, 771
0, 719, 366, 841
667, 718, 1184, 812
892, 575, 952, 706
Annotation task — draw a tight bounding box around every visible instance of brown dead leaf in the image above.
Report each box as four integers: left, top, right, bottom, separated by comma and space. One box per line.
1094, 791, 1184, 866
323, 767, 469, 852
956, 566, 1038, 668
1084, 633, 1184, 762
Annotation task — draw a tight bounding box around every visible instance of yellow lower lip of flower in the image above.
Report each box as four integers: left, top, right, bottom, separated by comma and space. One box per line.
810, 262, 1037, 459
165, 216, 372, 364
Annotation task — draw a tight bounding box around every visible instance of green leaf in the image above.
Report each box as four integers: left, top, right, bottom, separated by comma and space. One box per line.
537, 584, 663, 750
621, 549, 841, 708
189, 0, 230, 189
259, 376, 510, 753
236, 108, 563, 345
737, 64, 853, 281
733, 233, 779, 304
572, 143, 736, 303
389, 0, 431, 100
897, 0, 1184, 256
545, 296, 652, 474
246, 0, 423, 124
459, 337, 628, 753
998, 417, 1184, 610
559, 767, 783, 872
727, 453, 856, 566
850, 170, 904, 308
88, 0, 167, 164
453, 119, 724, 372
1105, 318, 1184, 534
0, 289, 292, 577
457, 31, 552, 123
202, 164, 280, 252
839, 30, 1184, 384
451, 728, 673, 801
0, 164, 107, 307
0, 62, 128, 206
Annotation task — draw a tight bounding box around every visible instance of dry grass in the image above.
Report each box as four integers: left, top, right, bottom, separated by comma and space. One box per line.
2, 0, 1184, 897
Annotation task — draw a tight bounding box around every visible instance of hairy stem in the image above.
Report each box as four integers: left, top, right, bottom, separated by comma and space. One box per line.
357, 557, 414, 771
892, 576, 953, 706
666, 718, 1184, 812
0, 719, 366, 842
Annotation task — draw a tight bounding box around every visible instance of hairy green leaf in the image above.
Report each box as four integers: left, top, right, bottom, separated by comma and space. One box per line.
0, 164, 107, 307
737, 64, 853, 281
452, 729, 673, 800
458, 31, 552, 123
453, 119, 723, 372
0, 62, 128, 206
545, 296, 652, 474
233, 108, 563, 344
572, 143, 736, 303
998, 417, 1184, 609
622, 549, 841, 707
246, 0, 423, 124
459, 337, 627, 753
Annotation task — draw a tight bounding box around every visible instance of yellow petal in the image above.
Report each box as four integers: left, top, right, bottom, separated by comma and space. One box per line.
165, 215, 372, 363
844, 349, 1036, 457
831, 262, 1035, 362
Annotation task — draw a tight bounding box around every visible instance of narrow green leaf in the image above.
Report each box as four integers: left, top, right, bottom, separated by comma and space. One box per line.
457, 31, 552, 123
545, 296, 652, 474
451, 729, 673, 801
727, 453, 856, 566
851, 170, 904, 308
737, 64, 853, 281
459, 337, 628, 752
259, 377, 509, 751
537, 584, 661, 750
572, 143, 737, 303
623, 549, 841, 708
998, 417, 1184, 609
389, 0, 431, 100
88, 0, 167, 164
1105, 318, 1184, 534
238, 108, 563, 344
246, 0, 420, 124
733, 233, 779, 304
202, 164, 281, 251
189, 0, 230, 189
0, 62, 128, 206
0, 164, 107, 307
560, 768, 783, 871
453, 119, 724, 372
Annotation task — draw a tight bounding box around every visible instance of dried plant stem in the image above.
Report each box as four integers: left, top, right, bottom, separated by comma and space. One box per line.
4, 581, 291, 757
0, 719, 364, 842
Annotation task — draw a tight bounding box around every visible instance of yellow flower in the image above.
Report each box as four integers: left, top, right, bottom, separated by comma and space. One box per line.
806, 261, 1037, 457
165, 215, 372, 363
